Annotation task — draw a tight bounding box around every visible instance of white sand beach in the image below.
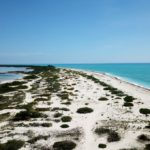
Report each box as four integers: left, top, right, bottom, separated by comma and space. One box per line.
0, 67, 150, 150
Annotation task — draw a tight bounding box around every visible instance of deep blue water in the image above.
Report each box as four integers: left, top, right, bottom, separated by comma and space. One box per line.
55, 63, 150, 89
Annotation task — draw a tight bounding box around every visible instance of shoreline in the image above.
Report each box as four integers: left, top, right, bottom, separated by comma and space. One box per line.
65, 67, 150, 91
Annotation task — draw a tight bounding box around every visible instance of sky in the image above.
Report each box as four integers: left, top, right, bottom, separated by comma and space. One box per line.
0, 0, 150, 64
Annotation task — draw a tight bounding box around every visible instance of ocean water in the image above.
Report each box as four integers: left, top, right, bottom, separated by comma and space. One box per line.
0, 67, 28, 82
55, 63, 150, 89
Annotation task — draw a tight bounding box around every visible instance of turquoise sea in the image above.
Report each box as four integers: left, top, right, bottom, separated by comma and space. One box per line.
55, 63, 150, 89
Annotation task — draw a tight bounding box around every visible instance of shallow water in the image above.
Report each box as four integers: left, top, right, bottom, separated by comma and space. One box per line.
0, 67, 28, 82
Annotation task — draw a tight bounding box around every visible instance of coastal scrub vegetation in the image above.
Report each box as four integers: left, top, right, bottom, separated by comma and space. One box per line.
53, 140, 76, 150
13, 103, 45, 121
139, 108, 150, 115
124, 96, 135, 103
123, 102, 134, 107
0, 82, 27, 94
76, 107, 93, 114
0, 140, 25, 150
95, 127, 121, 142
61, 116, 72, 122
137, 134, 150, 142
61, 124, 69, 128
99, 97, 108, 101
98, 144, 107, 148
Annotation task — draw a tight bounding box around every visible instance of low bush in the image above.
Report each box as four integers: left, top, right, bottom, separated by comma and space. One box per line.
0, 140, 24, 150
53, 140, 76, 150
61, 124, 69, 128
139, 108, 150, 115
99, 97, 108, 101
76, 107, 93, 114
123, 102, 133, 107
124, 96, 135, 103
61, 116, 72, 122
98, 144, 107, 148
107, 131, 121, 142
54, 113, 63, 118
144, 144, 150, 150
28, 135, 49, 144
138, 134, 150, 141
13, 110, 43, 121
95, 127, 121, 142
24, 75, 38, 80
35, 108, 50, 111
95, 128, 110, 135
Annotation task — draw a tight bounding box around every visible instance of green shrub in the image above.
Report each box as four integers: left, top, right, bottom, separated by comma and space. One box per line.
53, 141, 76, 150
61, 101, 71, 105
61, 116, 72, 122
138, 134, 150, 141
77, 107, 93, 114
54, 113, 63, 118
35, 108, 50, 111
95, 127, 121, 142
28, 135, 49, 144
107, 131, 121, 142
123, 102, 133, 107
124, 96, 135, 103
0, 140, 24, 150
13, 110, 43, 121
95, 128, 110, 135
61, 124, 69, 128
24, 75, 38, 80
139, 108, 150, 115
98, 144, 107, 148
41, 123, 52, 127
144, 144, 150, 150
99, 97, 108, 101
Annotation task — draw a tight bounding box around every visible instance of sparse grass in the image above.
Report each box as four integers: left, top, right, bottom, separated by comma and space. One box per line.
28, 135, 49, 144
95, 127, 121, 142
0, 140, 24, 150
77, 107, 93, 114
0, 112, 10, 122
139, 108, 150, 115
99, 97, 108, 101
53, 140, 76, 150
98, 144, 107, 148
61, 116, 72, 122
